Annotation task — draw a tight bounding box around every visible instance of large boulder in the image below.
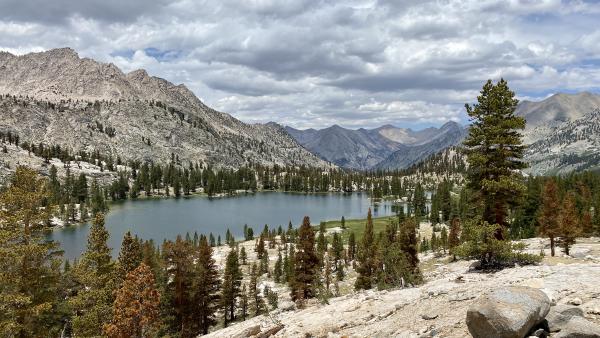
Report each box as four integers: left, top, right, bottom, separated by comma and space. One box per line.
466, 286, 551, 338
554, 317, 600, 338
546, 304, 585, 332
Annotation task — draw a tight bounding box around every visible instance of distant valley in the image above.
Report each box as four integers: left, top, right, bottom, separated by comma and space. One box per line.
286, 121, 468, 170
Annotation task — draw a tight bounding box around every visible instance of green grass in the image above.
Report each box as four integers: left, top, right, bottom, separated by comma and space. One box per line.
321, 215, 397, 243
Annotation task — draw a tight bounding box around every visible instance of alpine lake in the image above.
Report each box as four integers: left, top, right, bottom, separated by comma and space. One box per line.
48, 192, 398, 260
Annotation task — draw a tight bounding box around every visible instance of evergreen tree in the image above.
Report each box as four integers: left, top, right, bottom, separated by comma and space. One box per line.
256, 234, 266, 259
559, 192, 581, 256
191, 237, 221, 335
249, 263, 264, 316
259, 248, 269, 275
0, 167, 63, 337
399, 218, 420, 276
412, 183, 427, 218
463, 79, 526, 234
341, 216, 346, 229
317, 221, 328, 264
274, 250, 283, 283
448, 218, 461, 259
118, 231, 142, 279
221, 249, 242, 326
291, 216, 319, 302
162, 236, 194, 336
355, 209, 377, 290
70, 213, 117, 337
240, 246, 247, 265
240, 284, 248, 321
348, 231, 356, 261
331, 232, 344, 281
104, 264, 160, 338
538, 179, 561, 256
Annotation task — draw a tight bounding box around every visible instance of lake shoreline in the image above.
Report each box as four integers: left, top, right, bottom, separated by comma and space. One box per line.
48, 192, 398, 260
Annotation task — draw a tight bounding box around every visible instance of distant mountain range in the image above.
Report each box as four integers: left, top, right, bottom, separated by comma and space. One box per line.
287, 91, 600, 174
0, 48, 330, 169
285, 121, 468, 170
517, 92, 600, 175
2, 48, 600, 175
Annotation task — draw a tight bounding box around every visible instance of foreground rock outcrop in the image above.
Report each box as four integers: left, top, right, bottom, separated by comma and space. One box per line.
466, 286, 551, 338
203, 238, 600, 338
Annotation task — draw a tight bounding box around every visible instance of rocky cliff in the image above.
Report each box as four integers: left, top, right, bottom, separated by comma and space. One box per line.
0, 48, 330, 168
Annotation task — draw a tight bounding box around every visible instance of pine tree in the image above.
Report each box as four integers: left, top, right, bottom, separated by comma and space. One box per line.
240, 284, 248, 321
249, 263, 264, 316
0, 167, 63, 337
240, 246, 247, 265
259, 248, 269, 275
317, 221, 328, 265
118, 231, 142, 279
256, 234, 266, 259
274, 249, 283, 283
412, 183, 427, 219
104, 264, 160, 338
221, 249, 242, 326
70, 213, 117, 337
348, 231, 356, 261
463, 79, 526, 234
162, 236, 194, 336
291, 216, 319, 302
355, 208, 377, 290
559, 192, 581, 256
399, 218, 420, 276
191, 237, 221, 335
448, 218, 461, 259
538, 179, 561, 256
341, 216, 346, 229
331, 232, 344, 281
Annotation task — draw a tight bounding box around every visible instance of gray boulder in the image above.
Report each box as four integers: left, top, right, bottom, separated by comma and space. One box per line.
546, 304, 585, 332
554, 317, 600, 338
466, 286, 551, 338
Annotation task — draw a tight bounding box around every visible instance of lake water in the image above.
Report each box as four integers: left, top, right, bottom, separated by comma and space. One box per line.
48, 192, 396, 260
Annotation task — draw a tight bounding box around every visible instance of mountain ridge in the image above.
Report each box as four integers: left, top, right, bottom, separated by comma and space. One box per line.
0, 48, 331, 169
285, 121, 467, 170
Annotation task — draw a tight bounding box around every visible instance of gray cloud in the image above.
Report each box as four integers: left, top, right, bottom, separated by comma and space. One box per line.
0, 0, 599, 129
0, 0, 171, 24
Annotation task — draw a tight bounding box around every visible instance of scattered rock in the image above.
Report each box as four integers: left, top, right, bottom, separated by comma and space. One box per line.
449, 293, 476, 302
379, 308, 395, 319
256, 324, 284, 338
421, 313, 438, 320
531, 328, 548, 338
546, 304, 585, 332
466, 286, 551, 338
568, 297, 583, 306
279, 300, 296, 311
553, 317, 600, 338
469, 261, 482, 271
233, 325, 261, 338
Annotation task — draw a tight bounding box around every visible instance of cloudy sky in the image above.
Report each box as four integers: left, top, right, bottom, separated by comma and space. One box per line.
1, 0, 599, 129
